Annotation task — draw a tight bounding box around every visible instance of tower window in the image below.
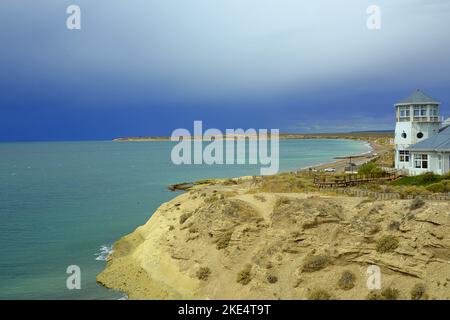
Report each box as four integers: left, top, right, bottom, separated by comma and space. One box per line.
398, 106, 410, 121
399, 150, 410, 162
414, 106, 428, 121
414, 154, 428, 169
401, 132, 407, 139
431, 106, 438, 116
417, 132, 424, 139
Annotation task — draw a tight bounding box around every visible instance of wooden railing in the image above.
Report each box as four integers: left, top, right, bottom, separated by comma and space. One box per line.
313, 172, 401, 188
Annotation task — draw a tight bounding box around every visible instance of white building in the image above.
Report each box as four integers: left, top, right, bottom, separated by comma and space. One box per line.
394, 90, 450, 175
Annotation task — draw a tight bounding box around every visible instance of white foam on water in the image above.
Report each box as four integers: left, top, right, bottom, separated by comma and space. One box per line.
95, 245, 113, 261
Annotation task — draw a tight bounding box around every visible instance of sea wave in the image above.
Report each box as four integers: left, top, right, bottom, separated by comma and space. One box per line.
95, 245, 113, 261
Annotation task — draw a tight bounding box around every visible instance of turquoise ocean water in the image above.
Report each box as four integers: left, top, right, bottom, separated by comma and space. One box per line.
0, 139, 370, 299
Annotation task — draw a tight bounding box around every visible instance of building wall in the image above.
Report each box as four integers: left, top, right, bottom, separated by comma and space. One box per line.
394, 122, 440, 147
442, 152, 450, 174
394, 114, 441, 174
407, 152, 450, 175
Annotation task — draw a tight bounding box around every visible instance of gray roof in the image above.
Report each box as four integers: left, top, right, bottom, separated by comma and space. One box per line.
408, 125, 450, 152
396, 89, 440, 105
443, 118, 450, 127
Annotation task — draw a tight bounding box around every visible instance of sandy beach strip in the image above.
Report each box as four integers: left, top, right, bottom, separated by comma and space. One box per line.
300, 141, 391, 173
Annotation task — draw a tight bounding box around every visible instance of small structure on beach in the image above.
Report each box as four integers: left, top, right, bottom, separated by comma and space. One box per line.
394, 90, 450, 175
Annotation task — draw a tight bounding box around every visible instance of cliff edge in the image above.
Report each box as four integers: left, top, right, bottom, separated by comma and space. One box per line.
97, 178, 450, 300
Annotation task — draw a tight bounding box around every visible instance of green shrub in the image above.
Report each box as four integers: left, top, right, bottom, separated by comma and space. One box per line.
338, 271, 356, 290
358, 162, 385, 175
308, 289, 331, 300
392, 172, 442, 186
426, 181, 450, 193
397, 186, 430, 198
302, 255, 330, 272
376, 235, 399, 253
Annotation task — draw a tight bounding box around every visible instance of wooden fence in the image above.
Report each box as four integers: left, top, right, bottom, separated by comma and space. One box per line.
313, 172, 401, 188
327, 187, 450, 201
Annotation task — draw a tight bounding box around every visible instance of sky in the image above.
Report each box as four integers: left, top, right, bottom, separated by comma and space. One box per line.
1, 0, 450, 141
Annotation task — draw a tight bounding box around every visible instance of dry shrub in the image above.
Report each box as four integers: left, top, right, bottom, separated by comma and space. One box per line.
274, 197, 291, 208
366, 291, 384, 300
338, 271, 356, 290
410, 197, 425, 210
223, 200, 258, 220
204, 195, 218, 204
302, 255, 330, 273
366, 287, 399, 300
308, 289, 331, 300
267, 274, 278, 284
237, 264, 252, 285
376, 235, 399, 253
223, 179, 238, 185
257, 173, 315, 193
367, 224, 381, 235
188, 226, 198, 233
253, 194, 266, 202
215, 231, 233, 249
196, 267, 211, 281
381, 287, 400, 300
388, 221, 401, 231
410, 284, 428, 300
179, 212, 192, 224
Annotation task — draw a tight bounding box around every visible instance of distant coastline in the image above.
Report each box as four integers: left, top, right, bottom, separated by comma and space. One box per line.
113, 131, 394, 142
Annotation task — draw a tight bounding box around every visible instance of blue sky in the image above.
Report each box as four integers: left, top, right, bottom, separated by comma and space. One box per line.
1, 0, 450, 141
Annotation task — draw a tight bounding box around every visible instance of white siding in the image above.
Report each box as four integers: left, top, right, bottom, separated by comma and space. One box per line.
408, 152, 450, 175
